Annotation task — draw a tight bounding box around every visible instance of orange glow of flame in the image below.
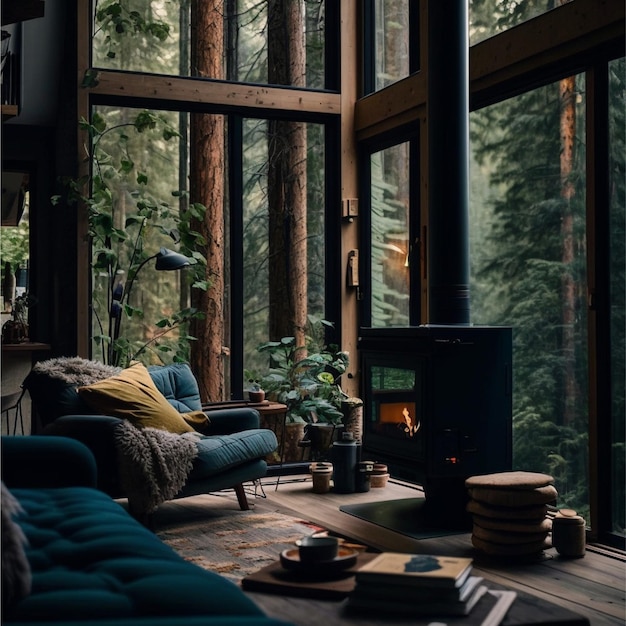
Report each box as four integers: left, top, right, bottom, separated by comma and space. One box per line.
379, 402, 420, 437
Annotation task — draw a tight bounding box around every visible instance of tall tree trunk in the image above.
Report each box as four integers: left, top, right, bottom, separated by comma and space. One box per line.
189, 1, 226, 401
559, 73, 577, 426
267, 0, 308, 351
178, 3, 190, 316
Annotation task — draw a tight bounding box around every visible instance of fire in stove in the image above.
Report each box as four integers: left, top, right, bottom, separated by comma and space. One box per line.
378, 402, 420, 438
402, 406, 420, 437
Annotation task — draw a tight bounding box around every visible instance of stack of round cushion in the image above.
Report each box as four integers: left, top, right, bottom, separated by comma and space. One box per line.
465, 471, 556, 557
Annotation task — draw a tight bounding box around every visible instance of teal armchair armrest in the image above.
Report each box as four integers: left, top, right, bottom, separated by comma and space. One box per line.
203, 407, 261, 434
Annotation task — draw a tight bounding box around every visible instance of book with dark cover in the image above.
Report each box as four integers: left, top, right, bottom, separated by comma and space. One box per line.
348, 582, 488, 616
355, 552, 474, 589
348, 587, 517, 624
351, 574, 485, 605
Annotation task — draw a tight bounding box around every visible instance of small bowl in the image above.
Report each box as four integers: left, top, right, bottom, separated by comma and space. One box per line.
295, 535, 339, 563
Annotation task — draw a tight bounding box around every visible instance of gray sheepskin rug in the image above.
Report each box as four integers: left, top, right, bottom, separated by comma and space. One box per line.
30, 357, 121, 385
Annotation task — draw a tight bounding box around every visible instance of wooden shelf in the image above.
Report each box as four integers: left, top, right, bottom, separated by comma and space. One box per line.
1, 0, 45, 26
1, 341, 50, 352
1, 104, 18, 120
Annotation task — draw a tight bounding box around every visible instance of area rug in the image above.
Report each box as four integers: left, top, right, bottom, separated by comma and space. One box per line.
340, 498, 467, 539
157, 509, 326, 584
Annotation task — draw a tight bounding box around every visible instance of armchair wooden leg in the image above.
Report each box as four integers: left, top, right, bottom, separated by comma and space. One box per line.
234, 483, 250, 510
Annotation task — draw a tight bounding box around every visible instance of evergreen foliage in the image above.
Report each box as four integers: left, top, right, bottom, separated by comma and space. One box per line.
369, 148, 411, 327
469, 48, 624, 524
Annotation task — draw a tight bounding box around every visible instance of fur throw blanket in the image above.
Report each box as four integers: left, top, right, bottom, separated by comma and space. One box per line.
30, 356, 121, 386
114, 420, 199, 518
1, 483, 31, 614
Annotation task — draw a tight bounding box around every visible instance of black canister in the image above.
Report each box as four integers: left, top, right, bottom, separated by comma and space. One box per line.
332, 432, 357, 493
355, 460, 374, 492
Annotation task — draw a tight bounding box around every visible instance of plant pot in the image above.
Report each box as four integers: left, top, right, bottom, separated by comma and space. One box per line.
2, 320, 28, 343
309, 462, 333, 493
282, 422, 307, 463
248, 389, 266, 403
370, 472, 389, 488
303, 423, 336, 461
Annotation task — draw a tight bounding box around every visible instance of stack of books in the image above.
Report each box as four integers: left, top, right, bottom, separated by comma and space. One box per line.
348, 552, 487, 617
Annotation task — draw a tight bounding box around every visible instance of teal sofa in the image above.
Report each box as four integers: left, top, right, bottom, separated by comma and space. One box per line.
1, 435, 293, 626
22, 360, 278, 515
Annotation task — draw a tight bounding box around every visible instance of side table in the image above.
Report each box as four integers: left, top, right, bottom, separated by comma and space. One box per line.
255, 401, 289, 466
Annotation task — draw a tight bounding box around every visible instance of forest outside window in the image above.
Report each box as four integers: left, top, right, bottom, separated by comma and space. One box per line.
469, 75, 590, 520
363, 0, 414, 95
366, 140, 415, 328
240, 117, 327, 389
87, 105, 202, 368
92, 0, 327, 90
469, 0, 573, 46
86, 0, 338, 402
1, 176, 29, 329
84, 105, 331, 398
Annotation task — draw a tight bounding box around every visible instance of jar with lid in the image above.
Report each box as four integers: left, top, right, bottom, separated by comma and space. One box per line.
552, 509, 586, 558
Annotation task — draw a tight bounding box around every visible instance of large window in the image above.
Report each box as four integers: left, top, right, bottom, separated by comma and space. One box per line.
357, 1, 623, 547
88, 105, 196, 367
77, 0, 623, 546
92, 0, 327, 89
363, 0, 415, 95
469, 0, 573, 46
469, 76, 590, 518
368, 141, 412, 327
241, 118, 327, 383
84, 1, 338, 398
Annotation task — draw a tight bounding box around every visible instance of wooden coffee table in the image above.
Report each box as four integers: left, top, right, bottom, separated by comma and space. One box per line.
242, 553, 590, 626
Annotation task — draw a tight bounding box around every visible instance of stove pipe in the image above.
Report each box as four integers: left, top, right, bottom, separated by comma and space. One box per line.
427, 0, 470, 324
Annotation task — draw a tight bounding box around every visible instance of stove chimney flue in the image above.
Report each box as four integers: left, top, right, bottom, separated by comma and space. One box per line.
427, 0, 470, 325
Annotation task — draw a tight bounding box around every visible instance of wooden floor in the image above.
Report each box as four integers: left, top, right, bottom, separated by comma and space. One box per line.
260, 475, 625, 625
152, 474, 625, 626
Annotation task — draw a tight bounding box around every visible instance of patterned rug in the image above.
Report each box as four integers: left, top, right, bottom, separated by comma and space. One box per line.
157, 508, 326, 584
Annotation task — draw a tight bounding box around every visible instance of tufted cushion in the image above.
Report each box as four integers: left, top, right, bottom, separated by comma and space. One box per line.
190, 429, 278, 479
78, 362, 197, 434
148, 363, 202, 412
6, 487, 266, 622
148, 363, 210, 431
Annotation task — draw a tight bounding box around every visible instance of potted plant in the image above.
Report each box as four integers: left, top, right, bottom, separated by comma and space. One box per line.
243, 370, 266, 403
248, 385, 266, 403
253, 317, 350, 461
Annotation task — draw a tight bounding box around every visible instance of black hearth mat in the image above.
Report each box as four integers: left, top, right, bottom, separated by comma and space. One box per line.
340, 498, 467, 539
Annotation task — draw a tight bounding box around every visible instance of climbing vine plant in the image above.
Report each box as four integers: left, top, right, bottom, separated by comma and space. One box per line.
54, 108, 209, 367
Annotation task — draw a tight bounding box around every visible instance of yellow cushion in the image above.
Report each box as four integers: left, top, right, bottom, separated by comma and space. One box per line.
181, 410, 211, 433
77, 361, 195, 434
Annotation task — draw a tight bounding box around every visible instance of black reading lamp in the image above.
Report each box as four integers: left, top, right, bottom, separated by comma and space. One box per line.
109, 247, 192, 364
